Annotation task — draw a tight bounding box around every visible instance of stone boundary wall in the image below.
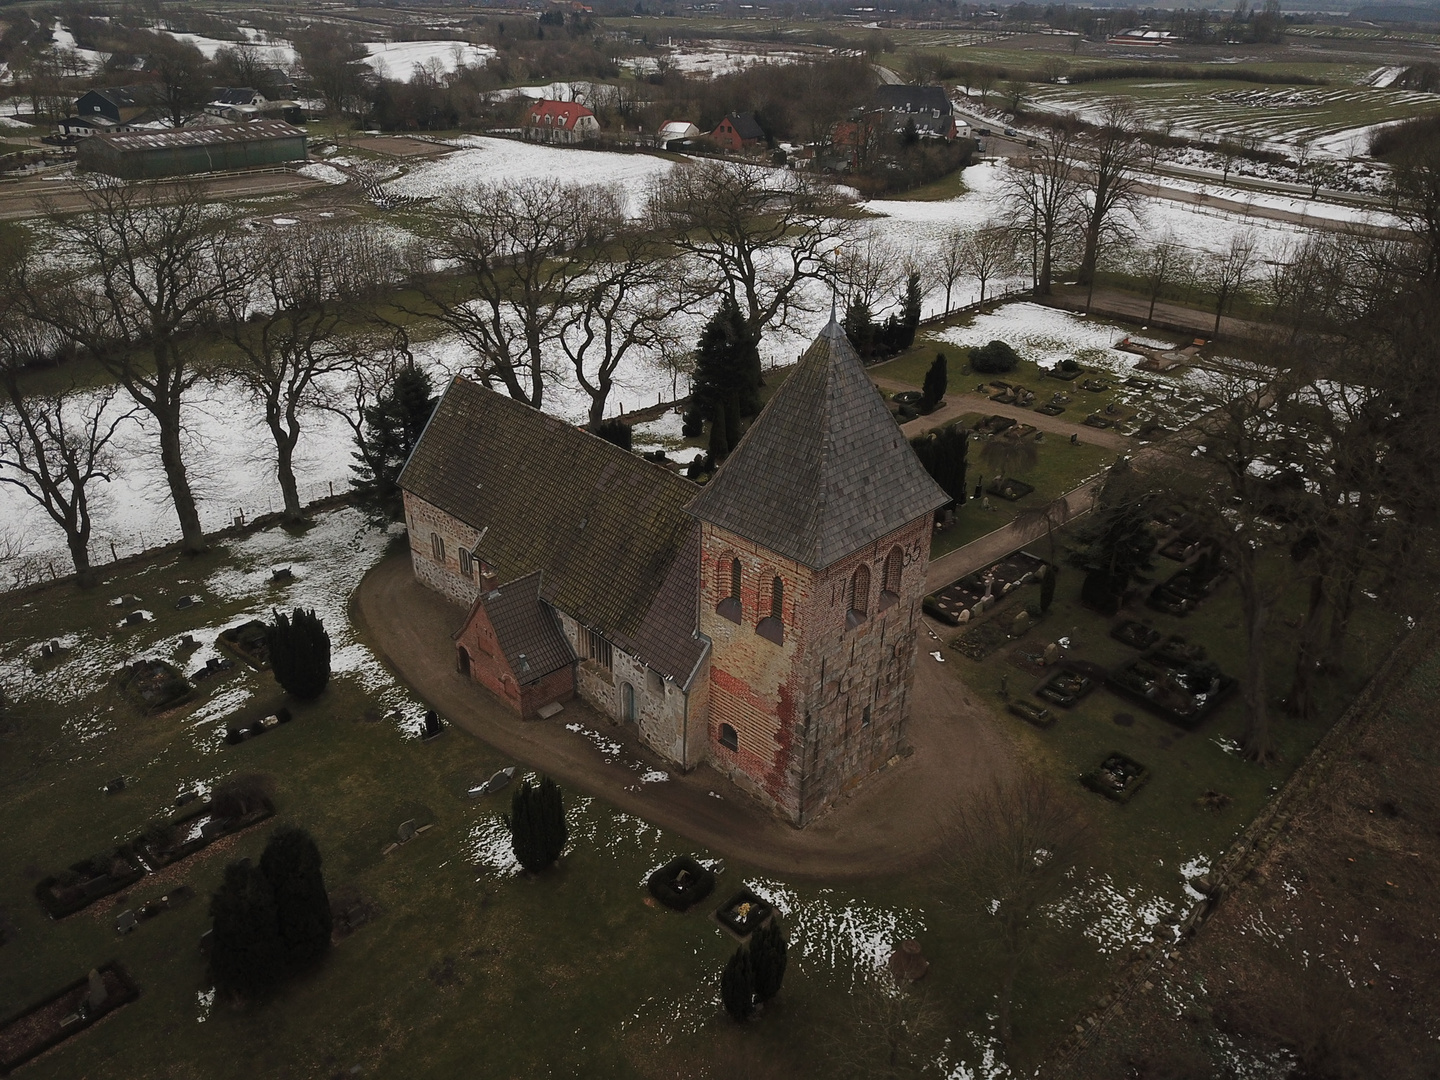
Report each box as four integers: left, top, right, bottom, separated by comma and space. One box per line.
1040, 615, 1438, 1076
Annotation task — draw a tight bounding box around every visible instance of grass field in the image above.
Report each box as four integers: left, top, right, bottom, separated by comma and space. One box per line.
0, 492, 1409, 1078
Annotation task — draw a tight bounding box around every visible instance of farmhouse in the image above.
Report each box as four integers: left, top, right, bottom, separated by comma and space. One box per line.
709, 112, 765, 152
866, 84, 961, 141
76, 120, 307, 180
523, 99, 600, 145
73, 85, 163, 126
399, 319, 946, 825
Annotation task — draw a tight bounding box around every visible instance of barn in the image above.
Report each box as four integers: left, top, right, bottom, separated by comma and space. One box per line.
76, 120, 307, 180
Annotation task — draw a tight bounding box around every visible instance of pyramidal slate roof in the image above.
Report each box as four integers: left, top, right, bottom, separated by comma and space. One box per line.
686, 319, 948, 569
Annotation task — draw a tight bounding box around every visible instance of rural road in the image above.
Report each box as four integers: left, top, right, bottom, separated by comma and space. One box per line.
354, 551, 1016, 880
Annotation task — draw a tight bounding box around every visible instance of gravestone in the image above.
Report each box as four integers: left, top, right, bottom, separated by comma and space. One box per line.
105, 776, 126, 794
115, 909, 137, 934
397, 819, 418, 843
1043, 642, 1059, 665
86, 968, 107, 1012
271, 567, 294, 582
422, 710, 443, 739
174, 595, 203, 610
1012, 610, 1030, 635
125, 611, 145, 626
175, 788, 198, 806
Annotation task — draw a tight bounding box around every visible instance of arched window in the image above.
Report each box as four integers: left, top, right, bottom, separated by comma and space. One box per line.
716, 555, 743, 623
459, 547, 474, 579
431, 532, 445, 563
847, 564, 870, 628
757, 575, 785, 645
881, 546, 903, 609
719, 723, 739, 751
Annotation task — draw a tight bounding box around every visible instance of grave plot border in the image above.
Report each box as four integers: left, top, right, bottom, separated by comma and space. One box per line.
0, 961, 140, 1075
1080, 752, 1151, 804
713, 888, 774, 941
647, 855, 717, 912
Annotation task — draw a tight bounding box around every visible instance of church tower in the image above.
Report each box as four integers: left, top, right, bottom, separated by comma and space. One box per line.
686, 318, 948, 825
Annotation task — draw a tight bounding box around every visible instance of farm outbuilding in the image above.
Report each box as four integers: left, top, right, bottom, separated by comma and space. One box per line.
76, 120, 307, 180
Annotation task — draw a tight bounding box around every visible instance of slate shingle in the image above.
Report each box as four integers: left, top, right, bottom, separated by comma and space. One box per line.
399, 378, 703, 681
685, 319, 948, 569
481, 571, 575, 682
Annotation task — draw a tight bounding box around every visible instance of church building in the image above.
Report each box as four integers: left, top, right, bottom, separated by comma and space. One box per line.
398, 318, 947, 825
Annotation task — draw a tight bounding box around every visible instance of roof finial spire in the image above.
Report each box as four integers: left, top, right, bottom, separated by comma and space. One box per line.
829, 279, 838, 326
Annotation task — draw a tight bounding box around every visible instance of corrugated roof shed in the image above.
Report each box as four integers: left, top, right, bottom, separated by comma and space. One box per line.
687, 319, 948, 569
89, 119, 304, 153
399, 378, 705, 681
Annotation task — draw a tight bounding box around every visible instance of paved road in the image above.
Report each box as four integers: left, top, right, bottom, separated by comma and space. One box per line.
1044, 285, 1273, 342
355, 551, 1016, 879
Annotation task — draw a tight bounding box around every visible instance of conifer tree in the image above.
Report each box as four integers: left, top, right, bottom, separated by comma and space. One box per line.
750, 921, 788, 1004
209, 860, 284, 1000
843, 296, 876, 359
259, 827, 332, 970
592, 418, 632, 450
1040, 563, 1058, 613
267, 608, 331, 700
920, 352, 948, 413
506, 775, 568, 873
899, 271, 923, 350
351, 365, 435, 523
682, 296, 761, 436
910, 425, 968, 504
708, 401, 730, 460
721, 946, 755, 1021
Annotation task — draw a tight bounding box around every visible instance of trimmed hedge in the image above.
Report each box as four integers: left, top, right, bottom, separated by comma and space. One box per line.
647, 856, 716, 911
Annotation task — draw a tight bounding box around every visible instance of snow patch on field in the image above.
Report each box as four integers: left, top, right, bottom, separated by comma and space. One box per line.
297, 162, 347, 185
160, 29, 297, 68
362, 40, 495, 81
1048, 872, 1176, 953
748, 877, 926, 985
384, 136, 675, 207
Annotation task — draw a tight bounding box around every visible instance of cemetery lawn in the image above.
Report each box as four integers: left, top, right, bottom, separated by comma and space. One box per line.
0, 507, 1412, 1078
929, 429, 1113, 558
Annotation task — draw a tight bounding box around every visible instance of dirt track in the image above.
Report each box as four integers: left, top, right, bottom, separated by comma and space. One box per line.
353, 550, 1017, 879
0, 169, 327, 221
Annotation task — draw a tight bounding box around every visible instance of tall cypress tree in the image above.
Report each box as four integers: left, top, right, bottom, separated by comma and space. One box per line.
267, 608, 331, 700
506, 775, 568, 873
899, 271, 923, 350
750, 921, 788, 1004
720, 947, 755, 1022
259, 827, 332, 971
920, 352, 948, 413
910, 425, 967, 505
843, 296, 876, 359
209, 860, 284, 1000
683, 296, 761, 436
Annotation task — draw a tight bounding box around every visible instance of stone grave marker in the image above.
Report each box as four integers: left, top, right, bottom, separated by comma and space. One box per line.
397, 819, 418, 844
86, 968, 107, 1012
1043, 642, 1060, 665
116, 909, 137, 934
271, 567, 294, 582
105, 776, 126, 794
124, 611, 146, 626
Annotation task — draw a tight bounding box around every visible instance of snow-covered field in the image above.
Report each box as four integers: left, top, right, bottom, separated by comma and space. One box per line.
384, 135, 678, 207
1024, 80, 1440, 160
622, 41, 821, 78
160, 29, 298, 68
48, 21, 108, 73
362, 40, 495, 81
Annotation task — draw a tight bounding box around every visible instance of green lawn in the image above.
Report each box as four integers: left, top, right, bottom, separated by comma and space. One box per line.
0, 503, 1408, 1078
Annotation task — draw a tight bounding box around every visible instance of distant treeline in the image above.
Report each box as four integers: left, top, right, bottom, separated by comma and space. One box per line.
1064, 63, 1327, 87
1370, 112, 1440, 160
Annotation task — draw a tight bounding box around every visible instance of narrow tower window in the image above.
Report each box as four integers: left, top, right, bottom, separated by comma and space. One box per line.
758, 575, 785, 645
881, 546, 903, 609
847, 564, 870, 628
717, 555, 743, 623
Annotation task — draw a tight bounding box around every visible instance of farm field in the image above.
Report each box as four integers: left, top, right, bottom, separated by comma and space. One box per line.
1024, 77, 1440, 157
0, 493, 1408, 1078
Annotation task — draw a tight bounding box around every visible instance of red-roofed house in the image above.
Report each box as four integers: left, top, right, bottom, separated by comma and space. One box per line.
709, 112, 765, 153
524, 99, 600, 145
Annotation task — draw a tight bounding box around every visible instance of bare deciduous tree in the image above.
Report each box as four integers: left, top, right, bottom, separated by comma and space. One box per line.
413, 178, 621, 409
647, 160, 854, 347
1001, 125, 1082, 297
1076, 98, 1142, 287
21, 180, 243, 554
1205, 230, 1257, 336
961, 223, 1018, 307
558, 229, 693, 427
1138, 232, 1190, 322
215, 222, 398, 522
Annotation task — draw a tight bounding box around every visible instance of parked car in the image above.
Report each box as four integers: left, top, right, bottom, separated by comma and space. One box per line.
1003, 126, 1017, 136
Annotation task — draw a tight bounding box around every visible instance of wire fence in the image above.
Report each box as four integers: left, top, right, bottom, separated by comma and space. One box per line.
2, 475, 352, 593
